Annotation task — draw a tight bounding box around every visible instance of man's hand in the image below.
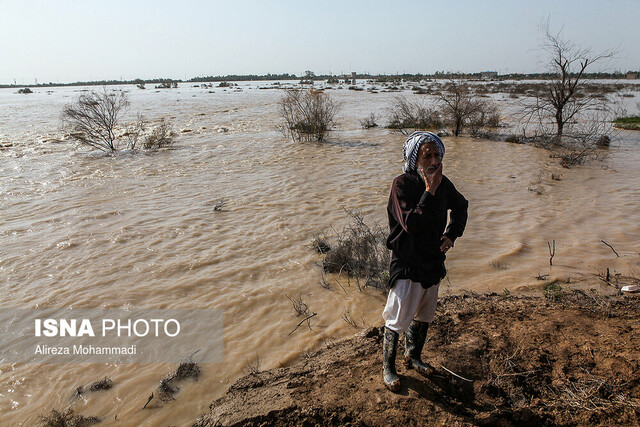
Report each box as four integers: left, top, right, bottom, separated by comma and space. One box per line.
420, 163, 442, 195
440, 236, 453, 253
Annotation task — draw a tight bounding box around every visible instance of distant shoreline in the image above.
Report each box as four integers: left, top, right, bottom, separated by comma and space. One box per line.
2, 71, 638, 89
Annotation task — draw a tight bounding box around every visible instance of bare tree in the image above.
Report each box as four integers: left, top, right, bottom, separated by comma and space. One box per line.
278, 88, 339, 142
523, 20, 617, 139
437, 80, 499, 136
62, 88, 130, 152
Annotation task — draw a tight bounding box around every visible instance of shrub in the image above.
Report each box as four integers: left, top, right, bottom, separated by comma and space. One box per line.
360, 113, 378, 129
40, 408, 101, 426
278, 89, 339, 142
155, 81, 178, 89
319, 211, 389, 290
310, 232, 331, 254
468, 102, 501, 135
437, 80, 501, 136
387, 96, 442, 135
540, 115, 613, 167
143, 118, 174, 149
157, 361, 200, 402
544, 281, 564, 301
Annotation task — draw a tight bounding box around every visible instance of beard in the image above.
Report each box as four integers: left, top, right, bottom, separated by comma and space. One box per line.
416, 163, 441, 182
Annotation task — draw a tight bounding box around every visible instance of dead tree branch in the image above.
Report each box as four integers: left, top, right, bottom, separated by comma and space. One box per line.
601, 240, 620, 257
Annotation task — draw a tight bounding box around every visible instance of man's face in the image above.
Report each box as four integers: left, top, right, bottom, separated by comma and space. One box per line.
416, 142, 442, 174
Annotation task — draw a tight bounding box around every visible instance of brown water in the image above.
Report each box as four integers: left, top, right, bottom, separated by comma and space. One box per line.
1, 82, 640, 425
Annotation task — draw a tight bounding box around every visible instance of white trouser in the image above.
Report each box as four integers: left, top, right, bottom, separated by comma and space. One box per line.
382, 279, 440, 333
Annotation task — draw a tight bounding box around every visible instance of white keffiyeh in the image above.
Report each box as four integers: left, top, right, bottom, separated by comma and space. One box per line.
402, 131, 445, 173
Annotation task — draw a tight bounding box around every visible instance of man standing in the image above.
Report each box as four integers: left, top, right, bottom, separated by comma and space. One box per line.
382, 131, 468, 391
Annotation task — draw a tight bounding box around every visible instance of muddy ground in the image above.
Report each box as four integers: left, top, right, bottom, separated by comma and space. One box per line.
195, 290, 640, 426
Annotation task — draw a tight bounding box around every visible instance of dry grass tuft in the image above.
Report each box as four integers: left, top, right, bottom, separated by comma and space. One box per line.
40, 408, 101, 427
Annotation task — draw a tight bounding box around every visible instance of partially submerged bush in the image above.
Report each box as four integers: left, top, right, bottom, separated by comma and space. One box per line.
535, 116, 613, 167
437, 80, 501, 136
278, 88, 339, 142
155, 81, 178, 89
157, 361, 200, 402
468, 102, 501, 135
286, 293, 310, 316
75, 377, 112, 396
318, 211, 390, 289
548, 135, 610, 167
360, 113, 378, 129
310, 232, 331, 254
40, 408, 101, 427
387, 96, 442, 135
143, 118, 174, 149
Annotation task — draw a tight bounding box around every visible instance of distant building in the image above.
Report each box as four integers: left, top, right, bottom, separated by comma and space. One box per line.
481, 71, 498, 79
626, 72, 639, 79
339, 72, 357, 84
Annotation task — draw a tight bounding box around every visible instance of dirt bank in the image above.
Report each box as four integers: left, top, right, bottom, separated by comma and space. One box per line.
195, 290, 640, 426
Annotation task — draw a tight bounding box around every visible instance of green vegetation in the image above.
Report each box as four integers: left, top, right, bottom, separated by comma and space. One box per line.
613, 116, 640, 130
543, 281, 564, 301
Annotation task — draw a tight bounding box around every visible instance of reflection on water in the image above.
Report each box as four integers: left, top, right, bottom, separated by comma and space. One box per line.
1, 82, 639, 425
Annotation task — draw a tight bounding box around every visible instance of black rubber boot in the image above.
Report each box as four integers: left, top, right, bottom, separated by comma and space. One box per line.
382, 327, 401, 391
404, 320, 435, 376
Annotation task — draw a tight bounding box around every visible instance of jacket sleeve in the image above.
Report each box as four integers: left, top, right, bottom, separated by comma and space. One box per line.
389, 175, 443, 235
443, 178, 468, 243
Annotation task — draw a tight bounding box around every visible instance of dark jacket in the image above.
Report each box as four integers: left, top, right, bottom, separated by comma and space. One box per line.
386, 171, 468, 289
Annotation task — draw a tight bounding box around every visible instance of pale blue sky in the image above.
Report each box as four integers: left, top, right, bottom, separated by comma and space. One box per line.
1, 0, 638, 84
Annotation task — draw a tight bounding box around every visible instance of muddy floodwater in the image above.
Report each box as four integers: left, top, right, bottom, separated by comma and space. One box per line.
1, 81, 640, 425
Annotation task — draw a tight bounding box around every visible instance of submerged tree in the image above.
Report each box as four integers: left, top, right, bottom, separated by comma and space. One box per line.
62, 88, 129, 152
518, 20, 619, 166
523, 20, 617, 139
62, 88, 174, 152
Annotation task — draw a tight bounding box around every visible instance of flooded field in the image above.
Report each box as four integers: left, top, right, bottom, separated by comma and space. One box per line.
1, 80, 640, 425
